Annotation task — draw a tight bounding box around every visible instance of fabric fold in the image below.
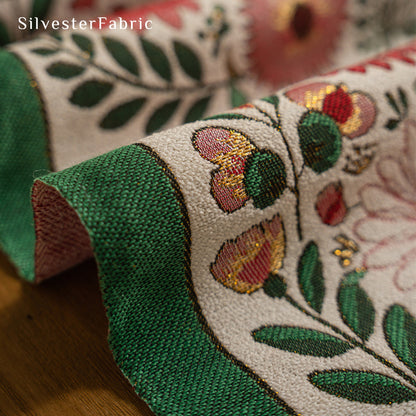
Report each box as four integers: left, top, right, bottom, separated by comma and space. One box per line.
26, 40, 416, 415
0, 1, 416, 414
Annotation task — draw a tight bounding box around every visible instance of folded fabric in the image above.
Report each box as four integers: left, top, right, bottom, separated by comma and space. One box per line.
8, 40, 416, 414
1, 0, 416, 281
1, 1, 416, 415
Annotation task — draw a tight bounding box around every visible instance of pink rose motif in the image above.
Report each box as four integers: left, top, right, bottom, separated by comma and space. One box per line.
211, 215, 285, 294
354, 119, 416, 292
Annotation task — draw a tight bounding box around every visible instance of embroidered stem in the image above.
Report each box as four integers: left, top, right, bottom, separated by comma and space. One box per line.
49, 38, 240, 94
284, 293, 416, 390
253, 105, 303, 241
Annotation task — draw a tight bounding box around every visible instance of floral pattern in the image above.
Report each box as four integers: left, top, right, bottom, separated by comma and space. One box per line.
192, 127, 287, 212
354, 119, 416, 292
285, 82, 377, 139
315, 182, 347, 226
211, 214, 285, 293
246, 0, 347, 86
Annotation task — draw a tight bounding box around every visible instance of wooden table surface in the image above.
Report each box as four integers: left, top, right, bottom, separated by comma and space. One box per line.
0, 253, 155, 416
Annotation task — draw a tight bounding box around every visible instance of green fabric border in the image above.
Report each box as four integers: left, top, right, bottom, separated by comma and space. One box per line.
37, 144, 296, 415
0, 50, 50, 280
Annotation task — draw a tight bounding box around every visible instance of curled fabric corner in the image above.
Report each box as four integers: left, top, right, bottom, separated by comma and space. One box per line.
25, 41, 416, 415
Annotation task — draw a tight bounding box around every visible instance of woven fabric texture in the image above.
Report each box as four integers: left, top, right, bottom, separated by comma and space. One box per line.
0, 0, 416, 415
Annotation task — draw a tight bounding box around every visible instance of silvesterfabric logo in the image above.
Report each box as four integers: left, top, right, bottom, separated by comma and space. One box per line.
18, 17, 153, 31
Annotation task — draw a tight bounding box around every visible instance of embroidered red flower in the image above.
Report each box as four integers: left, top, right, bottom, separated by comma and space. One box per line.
285, 82, 376, 139
211, 215, 285, 293
316, 182, 347, 226
246, 0, 347, 87
354, 119, 416, 292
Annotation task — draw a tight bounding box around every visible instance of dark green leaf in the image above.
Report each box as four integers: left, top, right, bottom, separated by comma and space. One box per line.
230, 84, 247, 107
252, 326, 352, 357
184, 96, 211, 123
398, 88, 408, 112
298, 241, 325, 313
385, 91, 401, 115
244, 150, 287, 209
50, 32, 62, 42
0, 20, 11, 47
309, 370, 416, 404
103, 37, 139, 76
145, 99, 180, 134
263, 274, 287, 298
204, 113, 248, 121
173, 41, 202, 81
31, 48, 58, 56
298, 112, 342, 174
384, 304, 416, 374
140, 38, 172, 82
100, 98, 146, 129
31, 0, 52, 20
385, 119, 400, 130
72, 34, 94, 57
261, 95, 279, 108
70, 80, 113, 108
47, 62, 85, 79
338, 270, 375, 341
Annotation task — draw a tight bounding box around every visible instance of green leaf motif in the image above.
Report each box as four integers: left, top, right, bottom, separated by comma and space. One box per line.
398, 88, 408, 112
31, 0, 52, 20
140, 38, 172, 82
103, 37, 139, 76
100, 98, 146, 130
146, 99, 181, 135
263, 274, 287, 298
298, 112, 342, 174
385, 119, 400, 130
244, 150, 287, 209
298, 241, 325, 313
384, 304, 416, 374
70, 80, 113, 108
31, 48, 58, 56
204, 113, 247, 121
261, 95, 279, 107
47, 62, 85, 79
252, 326, 352, 357
337, 270, 375, 342
385, 91, 401, 115
0, 20, 11, 47
309, 370, 416, 404
173, 41, 202, 81
230, 84, 247, 107
72, 34, 94, 57
184, 96, 211, 123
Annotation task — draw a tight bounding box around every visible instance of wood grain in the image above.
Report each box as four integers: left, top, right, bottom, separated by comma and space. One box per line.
0, 253, 155, 416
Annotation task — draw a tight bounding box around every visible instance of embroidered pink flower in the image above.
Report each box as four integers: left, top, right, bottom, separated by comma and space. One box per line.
285, 82, 376, 139
354, 120, 416, 292
192, 127, 256, 212
316, 182, 347, 226
246, 0, 347, 87
211, 215, 285, 293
